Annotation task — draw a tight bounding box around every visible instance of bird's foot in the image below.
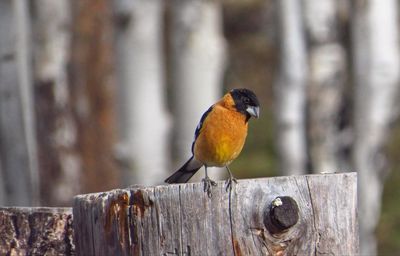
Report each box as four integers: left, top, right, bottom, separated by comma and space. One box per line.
202, 177, 217, 198
225, 176, 237, 192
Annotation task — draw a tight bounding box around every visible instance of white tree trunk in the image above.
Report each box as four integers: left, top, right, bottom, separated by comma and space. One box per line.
32, 0, 71, 105
303, 0, 347, 173
352, 0, 400, 255
32, 0, 80, 205
114, 0, 170, 185
0, 0, 39, 205
275, 0, 307, 175
169, 0, 226, 181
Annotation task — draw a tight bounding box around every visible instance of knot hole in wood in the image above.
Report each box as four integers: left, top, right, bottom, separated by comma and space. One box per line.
264, 196, 299, 234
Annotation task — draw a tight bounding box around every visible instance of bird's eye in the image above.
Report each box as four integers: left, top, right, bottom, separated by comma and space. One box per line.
243, 98, 250, 104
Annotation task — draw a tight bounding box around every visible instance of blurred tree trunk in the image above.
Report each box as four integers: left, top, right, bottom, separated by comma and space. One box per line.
169, 0, 226, 180
0, 0, 39, 206
352, 0, 400, 255
274, 0, 307, 175
113, 0, 170, 186
32, 0, 80, 206
69, 0, 120, 195
303, 0, 347, 173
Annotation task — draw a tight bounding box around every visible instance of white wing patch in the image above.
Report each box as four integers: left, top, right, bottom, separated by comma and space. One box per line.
191, 105, 213, 154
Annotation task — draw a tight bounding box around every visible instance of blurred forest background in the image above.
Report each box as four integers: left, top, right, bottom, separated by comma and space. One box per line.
0, 0, 400, 255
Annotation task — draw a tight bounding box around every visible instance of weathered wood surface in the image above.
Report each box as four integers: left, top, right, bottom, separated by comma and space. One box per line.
73, 172, 358, 255
0, 207, 74, 255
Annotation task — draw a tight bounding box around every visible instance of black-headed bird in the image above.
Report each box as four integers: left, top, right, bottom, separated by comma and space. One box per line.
165, 88, 260, 197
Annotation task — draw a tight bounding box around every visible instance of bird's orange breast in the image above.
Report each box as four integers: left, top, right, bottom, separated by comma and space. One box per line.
193, 104, 248, 167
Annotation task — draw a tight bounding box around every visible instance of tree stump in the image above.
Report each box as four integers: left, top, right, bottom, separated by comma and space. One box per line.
0, 207, 74, 255
73, 173, 358, 255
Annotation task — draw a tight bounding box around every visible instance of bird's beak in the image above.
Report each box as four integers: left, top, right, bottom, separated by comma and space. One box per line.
246, 106, 260, 118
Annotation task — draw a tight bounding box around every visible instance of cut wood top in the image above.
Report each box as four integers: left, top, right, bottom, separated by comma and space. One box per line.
73, 172, 358, 256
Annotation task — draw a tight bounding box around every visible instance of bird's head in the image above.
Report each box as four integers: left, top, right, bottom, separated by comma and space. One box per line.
230, 88, 260, 120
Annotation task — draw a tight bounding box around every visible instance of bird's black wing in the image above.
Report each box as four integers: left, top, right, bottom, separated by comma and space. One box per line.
191, 105, 213, 154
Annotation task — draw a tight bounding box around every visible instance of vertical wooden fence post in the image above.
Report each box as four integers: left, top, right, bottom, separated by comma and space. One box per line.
73, 173, 358, 255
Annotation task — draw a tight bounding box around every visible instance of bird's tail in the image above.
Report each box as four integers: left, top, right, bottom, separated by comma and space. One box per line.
165, 156, 203, 184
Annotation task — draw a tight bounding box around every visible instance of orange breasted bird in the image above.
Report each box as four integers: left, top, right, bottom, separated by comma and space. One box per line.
165, 88, 260, 196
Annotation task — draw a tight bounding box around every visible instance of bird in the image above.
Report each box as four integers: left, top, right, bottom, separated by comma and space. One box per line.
165, 88, 260, 197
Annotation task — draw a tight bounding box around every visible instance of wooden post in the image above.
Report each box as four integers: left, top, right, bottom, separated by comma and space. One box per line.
73, 173, 358, 255
0, 207, 74, 255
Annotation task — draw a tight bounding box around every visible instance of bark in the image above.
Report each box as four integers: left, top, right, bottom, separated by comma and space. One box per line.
69, 0, 120, 194
0, 0, 39, 206
32, 0, 80, 206
169, 0, 226, 181
303, 0, 347, 173
351, 0, 400, 255
73, 173, 358, 255
0, 207, 74, 255
113, 0, 170, 186
274, 0, 307, 175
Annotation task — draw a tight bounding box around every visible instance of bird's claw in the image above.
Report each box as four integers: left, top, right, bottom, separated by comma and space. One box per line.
202, 177, 217, 198
225, 177, 237, 192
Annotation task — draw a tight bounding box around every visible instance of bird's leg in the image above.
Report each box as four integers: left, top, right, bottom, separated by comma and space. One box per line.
202, 166, 216, 198
225, 166, 237, 192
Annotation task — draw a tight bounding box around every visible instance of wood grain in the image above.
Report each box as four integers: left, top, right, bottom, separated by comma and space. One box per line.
73, 173, 358, 255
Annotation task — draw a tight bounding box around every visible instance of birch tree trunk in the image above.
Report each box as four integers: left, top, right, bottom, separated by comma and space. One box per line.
32, 0, 80, 206
0, 0, 39, 206
169, 0, 226, 181
352, 0, 400, 254
113, 0, 170, 186
303, 0, 347, 173
274, 0, 307, 175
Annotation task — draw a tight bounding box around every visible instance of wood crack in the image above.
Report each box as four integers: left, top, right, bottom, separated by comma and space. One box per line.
306, 176, 320, 256
178, 185, 184, 255
153, 189, 162, 252
228, 185, 237, 256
